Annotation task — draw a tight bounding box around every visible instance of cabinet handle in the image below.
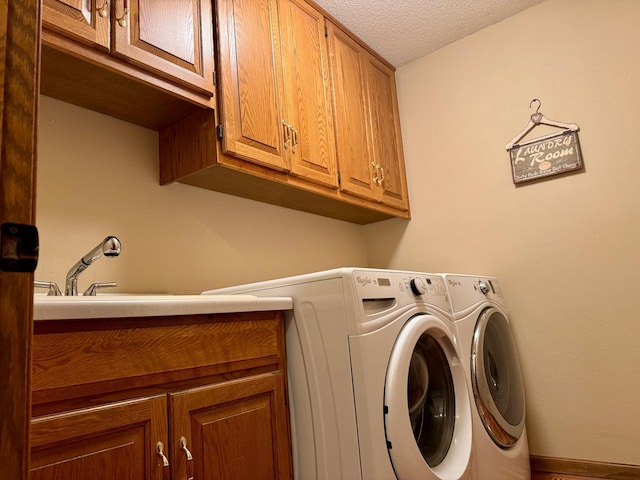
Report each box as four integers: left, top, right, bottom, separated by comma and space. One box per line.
179, 436, 194, 480
116, 0, 129, 28
371, 161, 384, 186
97, 0, 109, 18
282, 120, 291, 149
371, 161, 380, 185
156, 441, 170, 467
291, 126, 299, 153
179, 436, 193, 461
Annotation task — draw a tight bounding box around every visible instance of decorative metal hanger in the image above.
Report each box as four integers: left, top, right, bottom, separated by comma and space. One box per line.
505, 99, 579, 150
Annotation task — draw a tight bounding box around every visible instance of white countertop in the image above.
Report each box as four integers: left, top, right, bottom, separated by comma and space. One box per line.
34, 294, 293, 320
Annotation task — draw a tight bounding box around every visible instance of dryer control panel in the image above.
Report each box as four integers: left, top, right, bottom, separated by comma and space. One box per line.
351, 269, 450, 314
443, 274, 505, 313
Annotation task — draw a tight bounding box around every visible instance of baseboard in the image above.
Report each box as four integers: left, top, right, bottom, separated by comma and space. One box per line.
530, 455, 640, 480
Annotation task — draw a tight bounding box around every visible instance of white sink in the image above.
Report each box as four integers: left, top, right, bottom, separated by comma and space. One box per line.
34, 294, 293, 320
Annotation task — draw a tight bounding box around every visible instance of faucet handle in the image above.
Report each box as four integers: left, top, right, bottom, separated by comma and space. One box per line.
34, 280, 62, 296
83, 282, 117, 296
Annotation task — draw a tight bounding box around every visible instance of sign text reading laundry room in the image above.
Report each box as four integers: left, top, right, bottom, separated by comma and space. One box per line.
509, 130, 583, 184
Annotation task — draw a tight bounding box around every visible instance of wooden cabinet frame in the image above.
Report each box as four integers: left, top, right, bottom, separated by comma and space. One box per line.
0, 1, 40, 479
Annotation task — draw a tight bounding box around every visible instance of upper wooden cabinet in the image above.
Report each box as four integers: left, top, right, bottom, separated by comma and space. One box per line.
42, 0, 214, 95
40, 0, 215, 129
216, 0, 289, 171
216, 0, 338, 187
161, 0, 409, 222
280, 0, 338, 187
42, 0, 111, 50
113, 0, 214, 95
327, 21, 409, 211
43, 0, 214, 95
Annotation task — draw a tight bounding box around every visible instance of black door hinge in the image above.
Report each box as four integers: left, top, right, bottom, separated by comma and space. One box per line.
216, 125, 223, 140
324, 25, 328, 37
0, 222, 39, 272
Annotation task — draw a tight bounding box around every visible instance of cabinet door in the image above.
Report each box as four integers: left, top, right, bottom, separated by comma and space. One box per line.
326, 22, 377, 201
112, 0, 214, 95
30, 395, 168, 480
42, 0, 110, 50
280, 0, 338, 188
170, 373, 292, 480
216, 0, 289, 171
366, 55, 409, 211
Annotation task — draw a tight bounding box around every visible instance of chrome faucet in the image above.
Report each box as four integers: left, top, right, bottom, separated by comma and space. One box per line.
65, 236, 121, 296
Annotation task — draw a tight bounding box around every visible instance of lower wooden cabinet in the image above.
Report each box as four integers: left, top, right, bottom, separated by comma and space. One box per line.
31, 396, 168, 480
171, 374, 291, 480
30, 312, 293, 480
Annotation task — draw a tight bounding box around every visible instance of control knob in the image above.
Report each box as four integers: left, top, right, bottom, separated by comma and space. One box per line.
410, 277, 427, 296
476, 280, 490, 295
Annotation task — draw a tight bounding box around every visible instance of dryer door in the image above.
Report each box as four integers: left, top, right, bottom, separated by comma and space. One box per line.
472, 307, 526, 447
384, 314, 472, 479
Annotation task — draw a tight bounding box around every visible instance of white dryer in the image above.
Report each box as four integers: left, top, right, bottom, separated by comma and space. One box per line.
441, 274, 530, 480
203, 268, 474, 480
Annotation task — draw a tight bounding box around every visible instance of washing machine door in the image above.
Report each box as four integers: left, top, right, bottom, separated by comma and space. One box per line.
384, 313, 472, 479
472, 307, 526, 447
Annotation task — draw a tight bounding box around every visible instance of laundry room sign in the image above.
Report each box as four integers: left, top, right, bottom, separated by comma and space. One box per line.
505, 99, 584, 184
508, 130, 583, 184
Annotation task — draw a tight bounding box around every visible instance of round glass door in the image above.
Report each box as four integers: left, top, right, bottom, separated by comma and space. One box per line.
385, 314, 472, 479
408, 334, 455, 466
472, 307, 525, 447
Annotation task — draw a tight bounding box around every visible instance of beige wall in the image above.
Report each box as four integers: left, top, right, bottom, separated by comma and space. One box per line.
365, 0, 640, 466
35, 96, 368, 294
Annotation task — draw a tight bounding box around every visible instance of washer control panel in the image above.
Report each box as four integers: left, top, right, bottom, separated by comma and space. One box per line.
352, 270, 450, 313
444, 274, 505, 312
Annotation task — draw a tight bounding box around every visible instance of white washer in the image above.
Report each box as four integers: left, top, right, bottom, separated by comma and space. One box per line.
203, 268, 474, 480
441, 274, 530, 480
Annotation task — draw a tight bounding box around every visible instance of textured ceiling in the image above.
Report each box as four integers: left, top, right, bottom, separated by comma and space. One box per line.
314, 0, 545, 67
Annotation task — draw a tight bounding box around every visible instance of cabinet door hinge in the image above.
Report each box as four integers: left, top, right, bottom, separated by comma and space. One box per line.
213, 70, 217, 87
324, 25, 328, 37
0, 222, 39, 272
216, 125, 223, 140
337, 171, 341, 185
